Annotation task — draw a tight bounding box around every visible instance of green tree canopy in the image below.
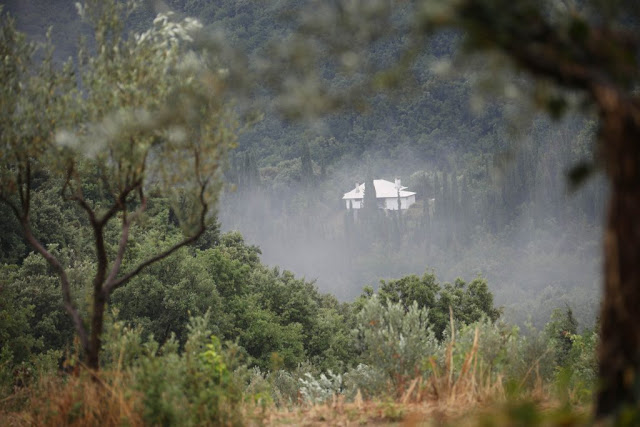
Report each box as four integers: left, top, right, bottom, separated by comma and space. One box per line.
0, 0, 238, 369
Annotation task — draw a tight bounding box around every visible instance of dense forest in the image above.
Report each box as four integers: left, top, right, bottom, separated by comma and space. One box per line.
2, 0, 634, 424
191, 0, 605, 329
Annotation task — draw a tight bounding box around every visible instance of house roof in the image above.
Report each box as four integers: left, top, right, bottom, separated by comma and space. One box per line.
343, 179, 416, 200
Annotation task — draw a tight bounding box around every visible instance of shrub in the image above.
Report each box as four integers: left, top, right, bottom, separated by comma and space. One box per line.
343, 363, 388, 398
102, 312, 257, 426
353, 297, 438, 394
298, 370, 343, 405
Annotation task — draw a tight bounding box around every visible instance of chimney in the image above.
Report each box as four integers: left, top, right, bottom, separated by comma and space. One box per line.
395, 178, 401, 190
355, 182, 360, 193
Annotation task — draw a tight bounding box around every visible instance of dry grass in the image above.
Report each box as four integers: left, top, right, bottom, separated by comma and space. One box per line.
263, 324, 575, 426
0, 369, 144, 427
0, 320, 586, 426
265, 396, 483, 426
263, 397, 588, 426
1, 362, 574, 427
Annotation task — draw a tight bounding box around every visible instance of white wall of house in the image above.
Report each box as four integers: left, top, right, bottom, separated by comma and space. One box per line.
346, 196, 416, 210
384, 198, 397, 210
406, 195, 416, 209
346, 199, 362, 209
383, 195, 416, 210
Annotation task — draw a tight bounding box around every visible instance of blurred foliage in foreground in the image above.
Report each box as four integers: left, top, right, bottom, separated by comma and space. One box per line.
0, 298, 597, 425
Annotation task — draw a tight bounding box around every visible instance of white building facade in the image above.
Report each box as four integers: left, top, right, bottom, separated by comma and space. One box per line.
343, 179, 416, 211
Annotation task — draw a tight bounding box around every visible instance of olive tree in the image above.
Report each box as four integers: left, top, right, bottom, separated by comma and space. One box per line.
0, 0, 237, 370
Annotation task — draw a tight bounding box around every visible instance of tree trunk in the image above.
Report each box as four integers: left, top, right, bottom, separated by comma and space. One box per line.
597, 184, 640, 415
595, 95, 640, 417
87, 293, 106, 370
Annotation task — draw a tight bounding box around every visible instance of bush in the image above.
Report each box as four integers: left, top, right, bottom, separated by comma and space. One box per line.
298, 370, 343, 405
554, 329, 598, 404
353, 297, 438, 395
101, 312, 258, 426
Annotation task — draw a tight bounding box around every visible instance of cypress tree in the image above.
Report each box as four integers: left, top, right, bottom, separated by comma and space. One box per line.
248, 152, 260, 189
433, 172, 442, 220
361, 173, 379, 245
363, 174, 377, 214
442, 171, 450, 219
300, 142, 314, 187
461, 174, 472, 237
451, 169, 460, 219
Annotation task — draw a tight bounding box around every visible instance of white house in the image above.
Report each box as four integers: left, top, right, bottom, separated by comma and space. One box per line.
343, 179, 416, 211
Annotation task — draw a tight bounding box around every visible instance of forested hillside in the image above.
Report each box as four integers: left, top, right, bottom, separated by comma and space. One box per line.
168, 0, 606, 328
2, 0, 604, 327
0, 0, 615, 424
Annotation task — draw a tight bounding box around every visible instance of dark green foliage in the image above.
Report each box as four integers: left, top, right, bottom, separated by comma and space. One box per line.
545, 306, 579, 368
0, 266, 38, 366
1, 253, 79, 356
110, 0, 602, 334
231, 295, 305, 370
108, 226, 354, 371
372, 272, 501, 339
192, 220, 222, 250
363, 174, 377, 215
300, 142, 314, 187
378, 272, 439, 312
0, 205, 26, 265
104, 314, 252, 426
111, 245, 224, 347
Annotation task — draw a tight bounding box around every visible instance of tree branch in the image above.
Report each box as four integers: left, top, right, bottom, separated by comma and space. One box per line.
104, 183, 208, 295
16, 163, 25, 213
103, 195, 147, 291
24, 161, 31, 216
20, 218, 89, 354
96, 179, 142, 227
2, 162, 90, 353
70, 192, 98, 225
92, 216, 108, 295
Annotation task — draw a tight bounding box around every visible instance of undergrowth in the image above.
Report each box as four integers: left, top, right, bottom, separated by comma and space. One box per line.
0, 301, 597, 426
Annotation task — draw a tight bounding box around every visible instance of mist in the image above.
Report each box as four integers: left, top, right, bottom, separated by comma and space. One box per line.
218, 112, 606, 331
5, 0, 606, 331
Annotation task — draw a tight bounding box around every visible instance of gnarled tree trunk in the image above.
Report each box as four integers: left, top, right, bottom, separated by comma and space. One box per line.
595, 91, 640, 416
